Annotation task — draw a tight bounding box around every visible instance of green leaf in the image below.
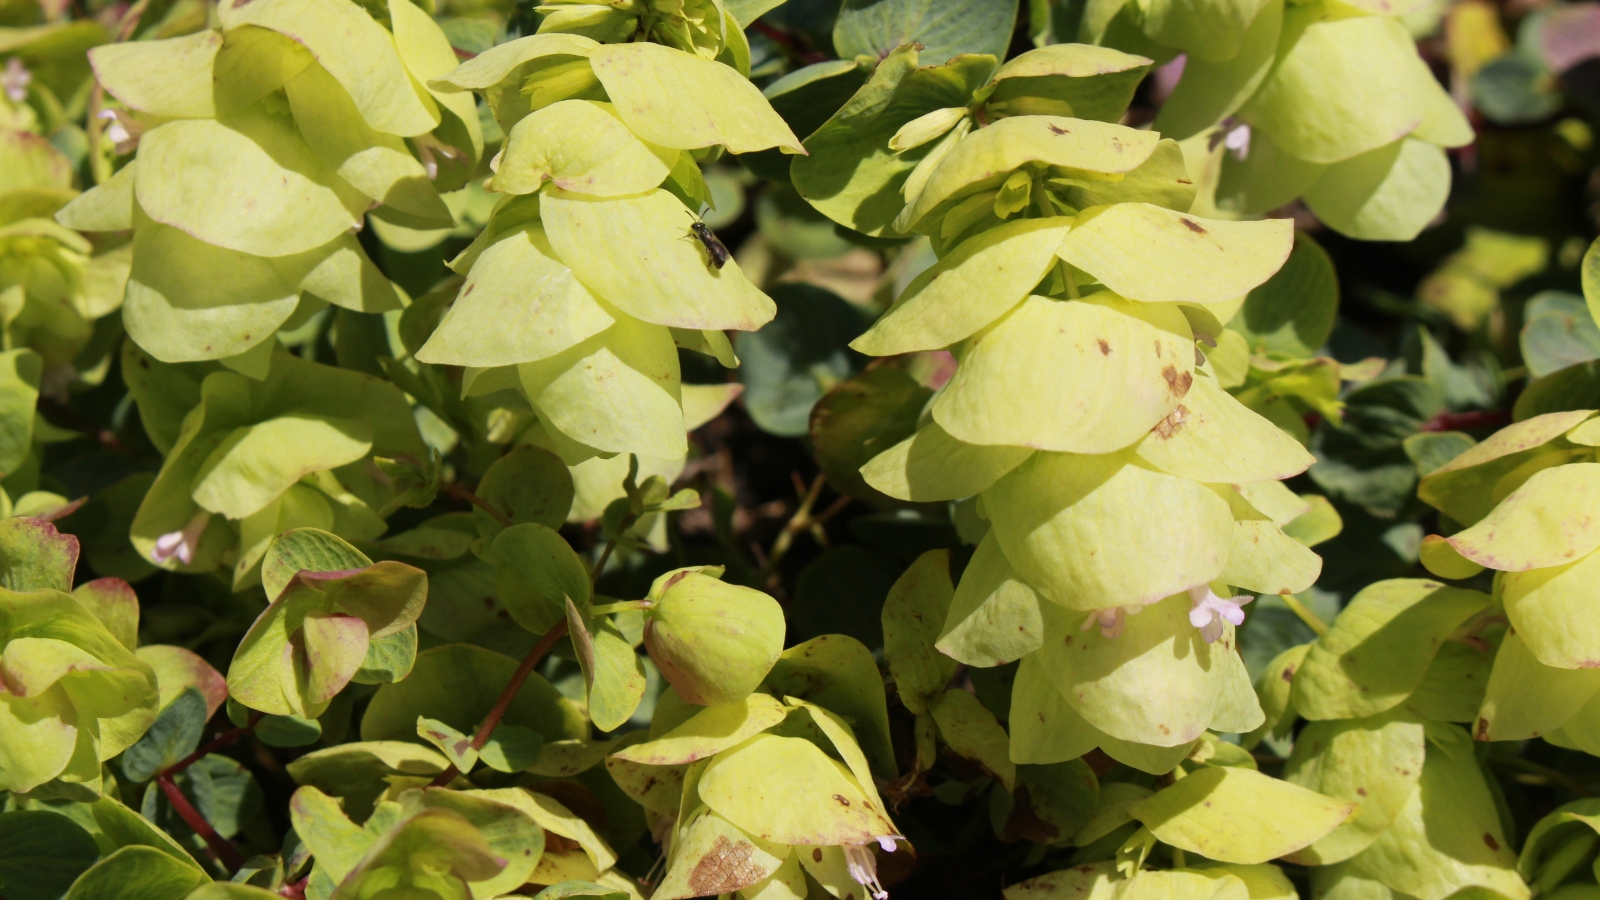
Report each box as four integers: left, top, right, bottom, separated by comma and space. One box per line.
834, 0, 1020, 67
140, 754, 262, 844
810, 365, 932, 503
0, 810, 100, 900
881, 550, 958, 714
261, 527, 371, 600
985, 451, 1232, 610
653, 808, 788, 899
0, 348, 39, 477
1418, 409, 1593, 525
494, 100, 674, 197
1475, 630, 1600, 741
1522, 291, 1600, 378
219, 0, 440, 137
486, 523, 590, 634
418, 715, 480, 771
645, 572, 785, 706
63, 845, 206, 900
736, 283, 864, 437
472, 445, 576, 538
1130, 765, 1354, 865
354, 624, 418, 684
533, 882, 627, 900
0, 516, 78, 592
1304, 138, 1451, 243
699, 733, 897, 845
1335, 725, 1524, 900
479, 725, 543, 773
793, 46, 995, 237
1282, 710, 1427, 864
937, 532, 1043, 667
399, 786, 546, 897
361, 643, 587, 745
588, 42, 802, 154
89, 31, 218, 118
1516, 361, 1600, 422
854, 217, 1073, 356
1447, 463, 1600, 571
1291, 579, 1491, 721
612, 693, 788, 766
1058, 205, 1292, 306
1228, 231, 1338, 357
764, 634, 897, 778
1154, 0, 1281, 140
930, 687, 1015, 789
121, 687, 207, 782
136, 113, 366, 257
286, 741, 450, 822
1134, 376, 1315, 484
983, 44, 1150, 122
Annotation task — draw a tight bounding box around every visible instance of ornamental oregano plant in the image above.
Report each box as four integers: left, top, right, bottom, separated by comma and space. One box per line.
5, 0, 1600, 898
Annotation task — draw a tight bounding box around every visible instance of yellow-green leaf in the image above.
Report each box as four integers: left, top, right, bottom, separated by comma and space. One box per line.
1129, 765, 1354, 864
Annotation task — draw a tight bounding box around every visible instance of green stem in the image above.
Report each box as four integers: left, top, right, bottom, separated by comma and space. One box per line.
589, 599, 651, 616
1491, 756, 1593, 797
1279, 593, 1328, 635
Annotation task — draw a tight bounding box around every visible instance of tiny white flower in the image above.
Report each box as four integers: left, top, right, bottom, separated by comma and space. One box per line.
151, 510, 212, 566
1223, 121, 1252, 161
845, 837, 900, 900
3, 58, 30, 104
413, 134, 463, 181
1187, 584, 1251, 643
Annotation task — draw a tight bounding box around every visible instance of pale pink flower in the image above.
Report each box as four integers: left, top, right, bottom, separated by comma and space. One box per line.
1188, 584, 1251, 643
3, 59, 30, 104
152, 510, 211, 566
844, 837, 899, 900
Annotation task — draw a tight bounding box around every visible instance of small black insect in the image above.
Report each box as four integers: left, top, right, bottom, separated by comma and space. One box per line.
684, 211, 730, 270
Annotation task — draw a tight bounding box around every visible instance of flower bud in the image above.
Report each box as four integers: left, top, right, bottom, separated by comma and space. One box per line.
643, 570, 784, 706
888, 106, 969, 152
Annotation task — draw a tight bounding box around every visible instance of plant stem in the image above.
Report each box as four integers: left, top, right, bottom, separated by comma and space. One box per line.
158, 774, 245, 872
1279, 593, 1328, 636
426, 620, 570, 787
158, 711, 264, 780
755, 474, 846, 587
1491, 756, 1594, 797
588, 599, 651, 616
442, 481, 514, 528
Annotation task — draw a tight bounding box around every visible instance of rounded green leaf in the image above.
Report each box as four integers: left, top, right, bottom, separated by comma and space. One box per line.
1154, 0, 1281, 141
986, 452, 1233, 609
1282, 710, 1426, 865
901, 116, 1160, 231
881, 550, 958, 712
1447, 463, 1600, 571
1035, 593, 1261, 745
361, 643, 587, 744
0, 810, 100, 900
1134, 376, 1314, 483
135, 115, 365, 257
1304, 138, 1449, 243
934, 294, 1195, 453
852, 217, 1073, 356
89, 31, 219, 118
494, 100, 674, 196
219, 0, 440, 137
861, 421, 1033, 503
1503, 547, 1600, 670
63, 845, 206, 900
1292, 579, 1492, 720
654, 808, 788, 900
644, 573, 784, 706
938, 532, 1045, 667
1057, 204, 1292, 305
1130, 765, 1354, 865
1220, 519, 1323, 596
541, 188, 775, 332
612, 693, 788, 766
588, 42, 802, 154
699, 733, 896, 845
1476, 630, 1600, 741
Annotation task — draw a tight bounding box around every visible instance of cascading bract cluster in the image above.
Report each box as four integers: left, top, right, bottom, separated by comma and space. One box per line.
1087, 0, 1475, 240
1416, 409, 1600, 752
61, 0, 479, 375
416, 20, 798, 520
797, 41, 1329, 766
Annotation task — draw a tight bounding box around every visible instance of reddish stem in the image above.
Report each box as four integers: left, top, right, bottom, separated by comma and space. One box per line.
750, 20, 830, 64
427, 621, 571, 787
158, 711, 264, 780
158, 774, 245, 872
443, 482, 515, 529
1420, 409, 1511, 433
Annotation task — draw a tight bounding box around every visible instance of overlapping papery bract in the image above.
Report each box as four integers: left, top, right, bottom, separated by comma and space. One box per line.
422, 34, 799, 488
1088, 0, 1475, 240
124, 348, 428, 588
797, 43, 1330, 763
0, 127, 128, 390
610, 688, 900, 900
58, 0, 481, 374
1416, 409, 1600, 753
